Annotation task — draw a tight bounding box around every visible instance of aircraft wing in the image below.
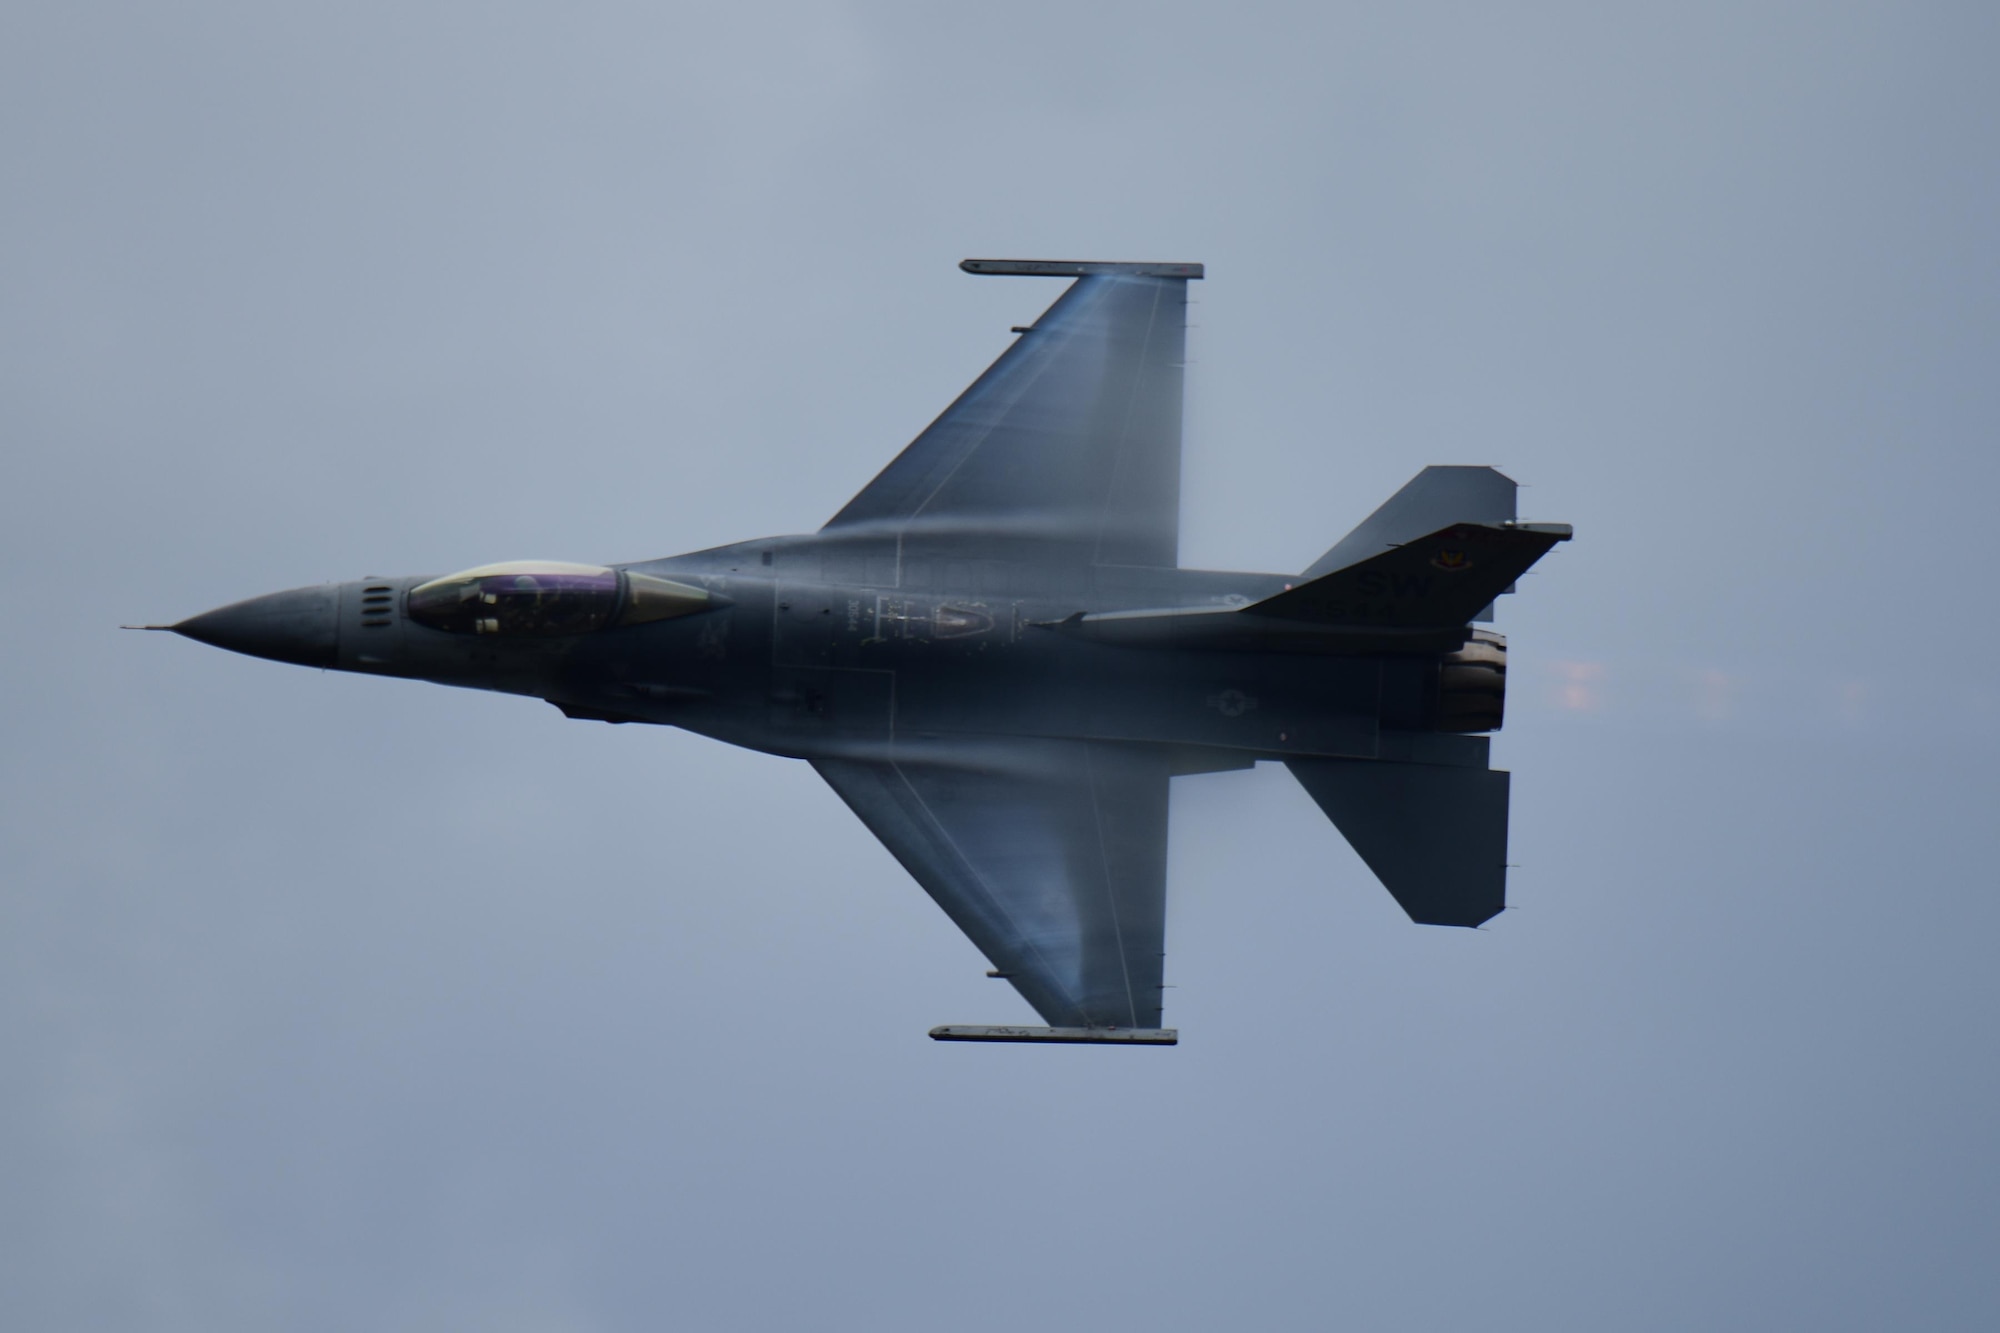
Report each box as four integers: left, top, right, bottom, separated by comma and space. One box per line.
821, 262, 1199, 569
812, 738, 1169, 1029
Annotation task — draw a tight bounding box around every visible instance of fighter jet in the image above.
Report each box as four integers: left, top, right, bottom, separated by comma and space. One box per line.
145, 259, 1571, 1046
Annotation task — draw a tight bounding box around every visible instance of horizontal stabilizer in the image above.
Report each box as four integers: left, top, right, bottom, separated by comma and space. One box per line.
1287, 759, 1510, 927
930, 1025, 1178, 1045
1250, 522, 1569, 629
1307, 466, 1517, 579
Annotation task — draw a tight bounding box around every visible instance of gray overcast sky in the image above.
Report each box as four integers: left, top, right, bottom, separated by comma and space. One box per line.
6, 3, 1999, 1329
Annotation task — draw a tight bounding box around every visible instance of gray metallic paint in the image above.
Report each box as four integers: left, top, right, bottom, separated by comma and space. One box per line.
158, 263, 1570, 1038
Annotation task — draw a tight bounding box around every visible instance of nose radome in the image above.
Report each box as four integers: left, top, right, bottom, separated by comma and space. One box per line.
174, 585, 340, 667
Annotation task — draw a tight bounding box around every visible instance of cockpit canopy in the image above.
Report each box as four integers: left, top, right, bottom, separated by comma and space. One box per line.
407, 561, 712, 637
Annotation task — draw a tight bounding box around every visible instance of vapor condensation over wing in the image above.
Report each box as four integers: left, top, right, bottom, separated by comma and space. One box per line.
814, 738, 1169, 1030
822, 273, 1189, 570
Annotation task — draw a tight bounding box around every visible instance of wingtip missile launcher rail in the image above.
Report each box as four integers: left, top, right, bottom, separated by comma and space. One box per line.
930, 1025, 1180, 1046
961, 258, 1204, 279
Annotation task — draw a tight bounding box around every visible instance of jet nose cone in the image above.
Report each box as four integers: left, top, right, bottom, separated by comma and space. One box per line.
174, 585, 339, 667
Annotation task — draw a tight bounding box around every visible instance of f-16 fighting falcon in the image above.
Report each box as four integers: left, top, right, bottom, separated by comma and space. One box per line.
142, 259, 1572, 1046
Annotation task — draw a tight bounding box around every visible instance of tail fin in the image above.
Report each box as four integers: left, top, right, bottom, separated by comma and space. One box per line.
1306, 466, 1517, 579
1248, 521, 1570, 629
1287, 758, 1510, 927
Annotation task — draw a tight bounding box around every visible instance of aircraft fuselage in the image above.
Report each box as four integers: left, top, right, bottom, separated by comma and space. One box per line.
196, 532, 1489, 773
